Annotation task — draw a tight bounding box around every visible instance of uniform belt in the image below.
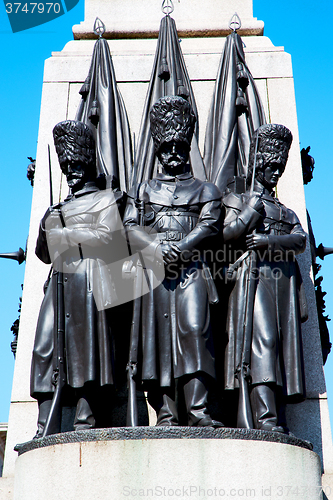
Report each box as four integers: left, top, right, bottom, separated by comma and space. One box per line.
157, 231, 185, 241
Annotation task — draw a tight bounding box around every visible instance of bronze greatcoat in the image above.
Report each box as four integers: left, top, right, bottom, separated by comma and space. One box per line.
123, 172, 222, 388
30, 183, 123, 397
223, 189, 307, 400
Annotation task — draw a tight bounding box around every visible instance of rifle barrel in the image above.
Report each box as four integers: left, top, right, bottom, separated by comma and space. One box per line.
48, 145, 53, 206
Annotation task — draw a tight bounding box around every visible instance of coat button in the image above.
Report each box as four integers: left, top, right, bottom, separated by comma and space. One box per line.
66, 313, 70, 318
173, 195, 178, 199
64, 277, 68, 282
164, 313, 168, 318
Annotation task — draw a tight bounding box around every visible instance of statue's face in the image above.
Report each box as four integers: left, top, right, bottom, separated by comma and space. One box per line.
262, 161, 285, 189
60, 160, 89, 192
158, 140, 189, 173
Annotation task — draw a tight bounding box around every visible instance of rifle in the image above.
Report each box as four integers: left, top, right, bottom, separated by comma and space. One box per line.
235, 132, 260, 429
42, 149, 66, 436
43, 146, 53, 293
42, 252, 66, 436
126, 257, 143, 426
235, 248, 257, 428
126, 192, 145, 427
48, 145, 53, 206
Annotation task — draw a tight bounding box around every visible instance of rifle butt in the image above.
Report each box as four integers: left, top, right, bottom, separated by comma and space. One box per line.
42, 385, 63, 437
236, 373, 254, 429
126, 371, 138, 427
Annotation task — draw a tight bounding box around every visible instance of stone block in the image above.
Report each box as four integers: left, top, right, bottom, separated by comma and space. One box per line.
286, 398, 333, 473
322, 474, 333, 500
67, 83, 82, 120
246, 51, 293, 79
0, 477, 14, 500
255, 78, 269, 120
3, 402, 38, 478
191, 80, 216, 151
52, 35, 280, 59
72, 0, 264, 39
13, 431, 321, 500
117, 82, 149, 140
320, 399, 333, 474
44, 37, 289, 84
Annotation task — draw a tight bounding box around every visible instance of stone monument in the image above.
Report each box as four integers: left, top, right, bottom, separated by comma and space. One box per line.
0, 0, 332, 499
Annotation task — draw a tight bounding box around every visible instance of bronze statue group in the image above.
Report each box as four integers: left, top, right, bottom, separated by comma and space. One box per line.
30, 96, 307, 438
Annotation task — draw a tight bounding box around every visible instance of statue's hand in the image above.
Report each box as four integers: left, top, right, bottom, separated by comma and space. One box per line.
161, 243, 180, 265
246, 233, 269, 250
247, 195, 264, 213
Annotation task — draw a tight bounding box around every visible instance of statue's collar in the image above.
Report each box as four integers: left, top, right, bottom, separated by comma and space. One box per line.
156, 172, 193, 182
253, 183, 276, 198
72, 182, 99, 198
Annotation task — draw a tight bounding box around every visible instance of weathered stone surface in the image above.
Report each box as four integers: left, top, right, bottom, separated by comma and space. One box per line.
13, 434, 321, 500
0, 477, 14, 500
15, 426, 314, 456
286, 398, 333, 474
44, 38, 289, 84
3, 402, 37, 478
72, 0, 264, 39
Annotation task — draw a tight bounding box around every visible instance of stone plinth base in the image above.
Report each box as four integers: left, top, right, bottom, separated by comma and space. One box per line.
14, 428, 322, 500
0, 477, 14, 500
72, 0, 264, 39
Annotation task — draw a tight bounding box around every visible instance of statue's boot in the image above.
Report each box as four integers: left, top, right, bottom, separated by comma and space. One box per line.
34, 395, 53, 438
74, 396, 96, 431
184, 376, 223, 428
155, 392, 179, 426
250, 384, 284, 433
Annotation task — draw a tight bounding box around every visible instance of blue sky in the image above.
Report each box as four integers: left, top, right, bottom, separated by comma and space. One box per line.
0, 0, 332, 434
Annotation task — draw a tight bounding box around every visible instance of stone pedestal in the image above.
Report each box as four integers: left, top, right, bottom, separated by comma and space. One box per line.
14, 428, 323, 500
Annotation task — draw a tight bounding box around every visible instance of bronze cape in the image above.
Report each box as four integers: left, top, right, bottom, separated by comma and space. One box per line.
222, 190, 307, 400
30, 183, 123, 397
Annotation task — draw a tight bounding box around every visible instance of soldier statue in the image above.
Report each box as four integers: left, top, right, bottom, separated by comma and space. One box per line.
124, 96, 223, 427
222, 123, 307, 433
31, 120, 125, 437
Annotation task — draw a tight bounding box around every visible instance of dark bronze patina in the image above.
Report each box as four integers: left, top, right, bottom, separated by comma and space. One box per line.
30, 120, 126, 437
204, 31, 266, 193
222, 124, 307, 433
133, 13, 207, 186
76, 30, 133, 192
25, 11, 314, 440
124, 96, 223, 427
0, 247, 25, 264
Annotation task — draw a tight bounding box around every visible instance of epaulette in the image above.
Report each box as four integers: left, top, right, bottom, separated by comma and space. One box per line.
222, 192, 245, 211
199, 182, 222, 203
